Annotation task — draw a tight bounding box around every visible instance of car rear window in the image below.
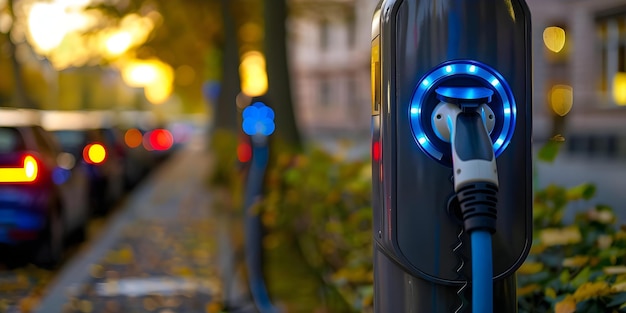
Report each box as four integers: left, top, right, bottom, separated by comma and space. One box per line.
53, 130, 86, 150
0, 127, 25, 153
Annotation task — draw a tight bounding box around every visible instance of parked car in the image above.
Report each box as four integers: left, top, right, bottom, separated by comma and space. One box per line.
41, 111, 126, 215
119, 126, 157, 189
0, 108, 90, 266
118, 110, 176, 184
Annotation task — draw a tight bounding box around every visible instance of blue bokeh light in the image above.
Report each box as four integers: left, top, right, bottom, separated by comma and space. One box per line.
242, 102, 276, 136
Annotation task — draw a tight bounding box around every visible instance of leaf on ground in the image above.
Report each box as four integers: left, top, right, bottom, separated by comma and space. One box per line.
605, 267, 626, 276
570, 267, 592, 288
540, 226, 582, 246
555, 297, 577, 313
518, 262, 544, 275
572, 281, 610, 302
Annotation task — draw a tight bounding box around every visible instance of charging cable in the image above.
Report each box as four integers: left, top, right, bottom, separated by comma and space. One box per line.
432, 86, 499, 313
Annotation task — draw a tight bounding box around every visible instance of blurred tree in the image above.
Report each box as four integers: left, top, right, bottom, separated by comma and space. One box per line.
2, 0, 302, 143
92, 0, 224, 113
213, 0, 240, 132
1, 0, 37, 109
264, 0, 302, 149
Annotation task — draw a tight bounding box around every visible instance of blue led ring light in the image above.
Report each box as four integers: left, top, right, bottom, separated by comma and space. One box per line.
409, 60, 516, 163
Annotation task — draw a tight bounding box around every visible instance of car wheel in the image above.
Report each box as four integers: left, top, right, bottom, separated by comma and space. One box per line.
34, 205, 64, 268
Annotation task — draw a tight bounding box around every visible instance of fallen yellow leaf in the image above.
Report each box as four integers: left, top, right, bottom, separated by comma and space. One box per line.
562, 255, 589, 268
604, 266, 626, 275
572, 281, 610, 302
518, 262, 544, 275
540, 226, 582, 246
555, 297, 576, 313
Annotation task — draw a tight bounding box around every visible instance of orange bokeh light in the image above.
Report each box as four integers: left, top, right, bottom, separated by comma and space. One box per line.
125, 128, 143, 148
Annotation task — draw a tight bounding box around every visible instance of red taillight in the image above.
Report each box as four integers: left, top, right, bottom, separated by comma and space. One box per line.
83, 143, 107, 164
145, 129, 173, 151
0, 154, 39, 183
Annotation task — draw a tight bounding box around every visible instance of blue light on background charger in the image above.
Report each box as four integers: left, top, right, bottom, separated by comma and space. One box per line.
409, 60, 517, 163
242, 101, 276, 136
52, 167, 71, 185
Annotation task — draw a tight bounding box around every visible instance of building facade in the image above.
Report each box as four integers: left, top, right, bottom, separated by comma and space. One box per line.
528, 0, 626, 220
288, 0, 378, 138
287, 0, 626, 214
528, 0, 626, 157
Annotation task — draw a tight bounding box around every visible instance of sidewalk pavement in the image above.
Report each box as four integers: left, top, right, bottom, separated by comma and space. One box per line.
35, 136, 256, 313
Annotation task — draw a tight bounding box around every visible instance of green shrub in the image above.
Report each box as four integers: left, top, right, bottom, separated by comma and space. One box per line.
518, 141, 626, 313
259, 146, 373, 311
228, 136, 626, 312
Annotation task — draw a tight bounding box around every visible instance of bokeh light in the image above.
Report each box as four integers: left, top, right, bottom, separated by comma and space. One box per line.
84, 143, 107, 164
543, 26, 566, 53
239, 51, 268, 97
122, 61, 159, 87
24, 2, 157, 70
549, 84, 573, 116
121, 59, 174, 104
124, 128, 143, 148
613, 73, 626, 106
105, 31, 133, 56
27, 1, 95, 53
144, 129, 173, 151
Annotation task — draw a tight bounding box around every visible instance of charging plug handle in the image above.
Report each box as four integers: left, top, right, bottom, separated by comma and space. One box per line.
434, 86, 499, 233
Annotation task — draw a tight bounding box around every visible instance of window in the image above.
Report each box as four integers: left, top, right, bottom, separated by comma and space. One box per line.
347, 15, 357, 49
348, 77, 358, 107
320, 77, 331, 107
320, 19, 330, 51
566, 133, 620, 159
0, 127, 25, 153
596, 13, 626, 106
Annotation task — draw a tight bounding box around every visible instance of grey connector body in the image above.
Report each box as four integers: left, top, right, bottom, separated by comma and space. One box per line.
432, 86, 499, 233
432, 87, 498, 191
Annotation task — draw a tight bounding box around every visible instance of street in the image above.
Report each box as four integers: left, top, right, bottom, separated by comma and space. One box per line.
0, 135, 255, 313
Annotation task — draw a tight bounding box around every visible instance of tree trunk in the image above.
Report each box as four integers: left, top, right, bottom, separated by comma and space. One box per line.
213, 0, 241, 132
7, 0, 36, 109
264, 0, 302, 150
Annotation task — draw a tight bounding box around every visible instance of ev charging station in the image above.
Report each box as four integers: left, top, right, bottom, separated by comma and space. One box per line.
371, 1, 532, 312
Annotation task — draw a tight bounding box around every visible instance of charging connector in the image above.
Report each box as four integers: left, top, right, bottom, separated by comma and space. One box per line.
432, 86, 500, 232
432, 86, 500, 313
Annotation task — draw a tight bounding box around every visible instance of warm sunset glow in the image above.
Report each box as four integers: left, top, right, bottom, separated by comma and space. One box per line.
27, 2, 93, 53
240, 51, 268, 97
145, 80, 173, 104
122, 62, 159, 88
106, 31, 133, 55
120, 59, 174, 104
25, 1, 157, 70
27, 3, 62, 52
